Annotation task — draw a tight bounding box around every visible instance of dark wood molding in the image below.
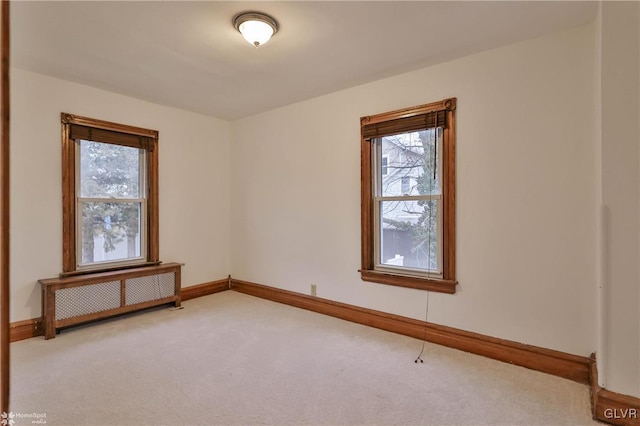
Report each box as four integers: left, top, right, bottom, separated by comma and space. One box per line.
360, 98, 457, 293
596, 390, 640, 425
0, 0, 9, 415
230, 278, 591, 384
148, 143, 159, 263
360, 133, 373, 272
61, 113, 158, 139
61, 118, 75, 271
41, 263, 183, 289
10, 318, 43, 342
590, 354, 599, 418
182, 277, 230, 301
61, 113, 159, 273
360, 97, 456, 126
59, 261, 163, 278
590, 354, 640, 425
442, 108, 456, 279
360, 270, 456, 293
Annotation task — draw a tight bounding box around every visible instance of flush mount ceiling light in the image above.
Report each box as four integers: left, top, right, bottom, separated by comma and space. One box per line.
233, 12, 279, 47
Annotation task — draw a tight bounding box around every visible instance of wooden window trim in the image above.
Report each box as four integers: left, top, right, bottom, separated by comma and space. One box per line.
61, 113, 159, 274
360, 98, 457, 293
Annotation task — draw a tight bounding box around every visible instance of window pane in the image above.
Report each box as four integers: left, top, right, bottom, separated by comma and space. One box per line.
380, 129, 440, 197
79, 202, 142, 265
79, 140, 141, 198
401, 176, 411, 194
379, 199, 439, 271
381, 156, 388, 175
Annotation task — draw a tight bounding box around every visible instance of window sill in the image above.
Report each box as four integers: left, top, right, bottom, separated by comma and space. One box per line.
60, 261, 163, 278
360, 269, 457, 294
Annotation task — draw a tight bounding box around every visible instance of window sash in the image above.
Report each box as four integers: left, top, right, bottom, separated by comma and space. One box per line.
74, 140, 148, 270
75, 199, 147, 270
76, 139, 147, 199
381, 156, 389, 176
373, 198, 443, 276
372, 132, 443, 276
401, 176, 411, 194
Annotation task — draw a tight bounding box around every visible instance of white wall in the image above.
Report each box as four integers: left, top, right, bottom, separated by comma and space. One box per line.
12, 8, 640, 400
12, 11, 639, 399
231, 24, 597, 356
596, 1, 640, 398
10, 69, 231, 322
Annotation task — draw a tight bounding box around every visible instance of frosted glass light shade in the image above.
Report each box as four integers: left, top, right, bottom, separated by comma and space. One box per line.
233, 12, 279, 47
239, 20, 274, 46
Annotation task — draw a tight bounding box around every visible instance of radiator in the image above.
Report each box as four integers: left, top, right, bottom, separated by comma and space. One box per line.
39, 263, 182, 339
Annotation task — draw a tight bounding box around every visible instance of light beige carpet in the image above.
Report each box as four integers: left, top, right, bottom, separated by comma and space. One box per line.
10, 291, 597, 425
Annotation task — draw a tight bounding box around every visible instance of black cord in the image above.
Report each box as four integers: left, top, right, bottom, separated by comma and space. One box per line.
433, 112, 438, 180
415, 126, 437, 364
415, 290, 430, 363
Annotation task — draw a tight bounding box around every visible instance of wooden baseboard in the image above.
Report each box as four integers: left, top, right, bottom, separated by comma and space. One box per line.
230, 278, 591, 384
10, 318, 43, 342
590, 354, 599, 417
182, 277, 230, 301
590, 354, 640, 425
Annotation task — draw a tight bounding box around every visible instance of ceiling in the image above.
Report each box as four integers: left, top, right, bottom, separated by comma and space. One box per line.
11, 1, 597, 120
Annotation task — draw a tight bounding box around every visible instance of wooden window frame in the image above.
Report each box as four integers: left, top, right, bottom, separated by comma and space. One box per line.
360, 98, 457, 294
61, 113, 159, 274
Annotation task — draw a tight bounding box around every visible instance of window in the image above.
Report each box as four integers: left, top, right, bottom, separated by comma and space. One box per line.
401, 176, 411, 194
381, 155, 389, 176
61, 113, 159, 273
360, 98, 457, 293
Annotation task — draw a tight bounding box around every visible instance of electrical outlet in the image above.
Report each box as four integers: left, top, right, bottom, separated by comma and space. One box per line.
310, 284, 317, 296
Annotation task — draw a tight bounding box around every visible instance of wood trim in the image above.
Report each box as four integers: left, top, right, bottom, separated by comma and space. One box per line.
40, 262, 181, 339
9, 319, 43, 342
59, 261, 162, 278
590, 353, 599, 417
361, 98, 456, 126
182, 277, 230, 301
0, 0, 9, 415
590, 354, 640, 425
360, 97, 457, 292
40, 262, 183, 289
596, 391, 640, 425
230, 278, 591, 384
120, 279, 126, 306
147, 143, 159, 262
61, 113, 159, 272
360, 269, 456, 293
360, 133, 373, 271
61, 122, 76, 272
442, 108, 456, 279
61, 113, 158, 139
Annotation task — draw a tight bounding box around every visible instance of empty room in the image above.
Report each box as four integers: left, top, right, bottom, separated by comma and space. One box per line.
1, 1, 639, 425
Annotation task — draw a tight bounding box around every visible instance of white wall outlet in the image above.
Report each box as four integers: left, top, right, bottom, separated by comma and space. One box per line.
310, 284, 317, 296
